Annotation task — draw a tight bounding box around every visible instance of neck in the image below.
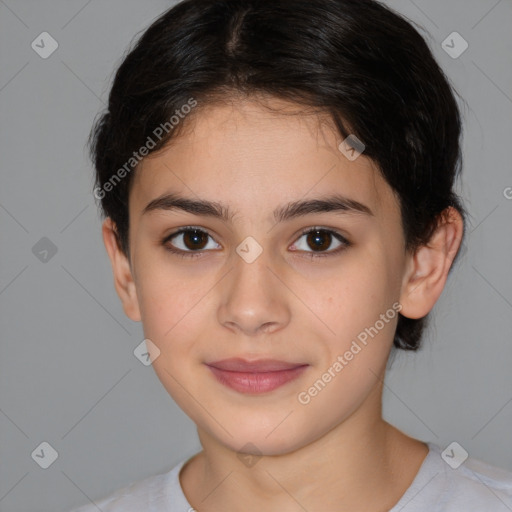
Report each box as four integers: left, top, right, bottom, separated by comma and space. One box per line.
180, 382, 429, 512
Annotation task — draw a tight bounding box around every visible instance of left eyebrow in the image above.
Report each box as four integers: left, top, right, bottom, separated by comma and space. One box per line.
273, 194, 374, 222
142, 192, 374, 223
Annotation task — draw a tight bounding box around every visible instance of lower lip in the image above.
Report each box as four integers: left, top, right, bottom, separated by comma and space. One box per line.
206, 365, 308, 394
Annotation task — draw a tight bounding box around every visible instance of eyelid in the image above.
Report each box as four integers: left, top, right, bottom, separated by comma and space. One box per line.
163, 225, 216, 241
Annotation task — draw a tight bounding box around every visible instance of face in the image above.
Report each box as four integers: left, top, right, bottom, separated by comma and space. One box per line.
119, 97, 412, 456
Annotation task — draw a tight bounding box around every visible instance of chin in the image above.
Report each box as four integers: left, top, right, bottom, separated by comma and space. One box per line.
200, 411, 318, 458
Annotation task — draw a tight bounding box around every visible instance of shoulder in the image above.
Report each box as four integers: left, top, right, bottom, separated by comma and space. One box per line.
402, 443, 512, 512
68, 458, 189, 512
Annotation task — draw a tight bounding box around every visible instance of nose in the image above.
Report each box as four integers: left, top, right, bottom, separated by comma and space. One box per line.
217, 249, 291, 337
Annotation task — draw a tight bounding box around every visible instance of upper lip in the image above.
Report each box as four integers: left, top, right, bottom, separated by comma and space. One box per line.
205, 358, 308, 373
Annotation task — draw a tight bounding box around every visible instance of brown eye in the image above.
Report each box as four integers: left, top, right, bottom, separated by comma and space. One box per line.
291, 227, 351, 258
306, 230, 332, 251
181, 229, 209, 250
164, 228, 220, 257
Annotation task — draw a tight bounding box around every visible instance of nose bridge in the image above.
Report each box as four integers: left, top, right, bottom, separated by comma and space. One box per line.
229, 237, 277, 302
218, 237, 289, 335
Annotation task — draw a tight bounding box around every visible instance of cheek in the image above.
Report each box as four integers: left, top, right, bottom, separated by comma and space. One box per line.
134, 268, 224, 407
315, 253, 397, 330
134, 256, 206, 336
305, 254, 400, 390
135, 269, 209, 409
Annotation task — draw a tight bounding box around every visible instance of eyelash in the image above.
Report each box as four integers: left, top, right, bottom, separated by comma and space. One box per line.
161, 225, 351, 260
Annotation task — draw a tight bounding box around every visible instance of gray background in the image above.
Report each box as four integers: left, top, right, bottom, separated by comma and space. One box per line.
0, 0, 511, 510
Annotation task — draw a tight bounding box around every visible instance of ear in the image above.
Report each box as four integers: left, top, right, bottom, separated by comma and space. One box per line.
102, 218, 141, 322
399, 206, 464, 319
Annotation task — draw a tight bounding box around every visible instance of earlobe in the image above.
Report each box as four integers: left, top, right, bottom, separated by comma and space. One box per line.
399, 207, 464, 320
102, 218, 142, 322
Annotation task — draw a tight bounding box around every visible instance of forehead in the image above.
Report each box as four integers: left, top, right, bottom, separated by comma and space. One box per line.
130, 97, 400, 224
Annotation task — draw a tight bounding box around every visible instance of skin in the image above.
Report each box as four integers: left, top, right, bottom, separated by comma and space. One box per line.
102, 96, 464, 511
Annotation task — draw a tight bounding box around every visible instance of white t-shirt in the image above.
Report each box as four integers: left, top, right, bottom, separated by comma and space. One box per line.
70, 442, 512, 511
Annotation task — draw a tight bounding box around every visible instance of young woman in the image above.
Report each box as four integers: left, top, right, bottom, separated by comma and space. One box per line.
73, 0, 512, 510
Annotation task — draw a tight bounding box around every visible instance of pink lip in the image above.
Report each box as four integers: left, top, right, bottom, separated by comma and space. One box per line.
205, 358, 309, 394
